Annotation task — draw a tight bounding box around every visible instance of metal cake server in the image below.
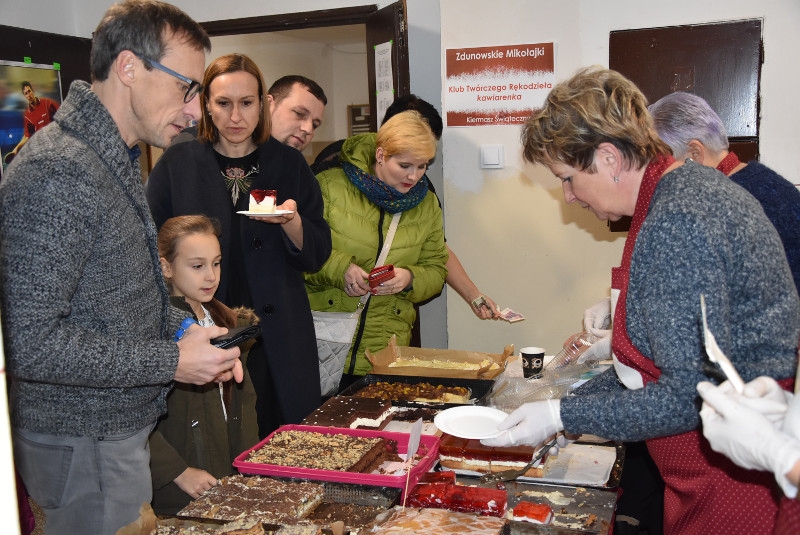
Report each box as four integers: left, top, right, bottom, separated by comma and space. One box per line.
478, 436, 559, 484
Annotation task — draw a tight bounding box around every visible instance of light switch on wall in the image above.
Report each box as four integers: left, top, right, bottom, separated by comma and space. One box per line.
480, 144, 504, 169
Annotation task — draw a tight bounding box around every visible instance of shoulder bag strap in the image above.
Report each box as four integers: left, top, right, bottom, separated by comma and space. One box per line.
357, 212, 402, 310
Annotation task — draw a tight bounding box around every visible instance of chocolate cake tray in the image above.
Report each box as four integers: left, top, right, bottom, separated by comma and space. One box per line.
233, 424, 439, 498
165, 477, 399, 534
338, 374, 495, 408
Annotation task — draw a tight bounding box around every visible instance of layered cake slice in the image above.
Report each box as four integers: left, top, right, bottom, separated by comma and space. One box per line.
249, 189, 276, 213
216, 518, 266, 535
302, 396, 393, 430
245, 430, 388, 473
438, 434, 545, 478
372, 507, 506, 534
177, 475, 324, 524
510, 501, 553, 525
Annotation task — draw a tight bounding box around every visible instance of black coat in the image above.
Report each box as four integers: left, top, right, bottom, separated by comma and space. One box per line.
146, 137, 331, 434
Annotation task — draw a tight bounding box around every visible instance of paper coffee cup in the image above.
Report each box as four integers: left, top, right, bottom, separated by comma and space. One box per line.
520, 346, 545, 378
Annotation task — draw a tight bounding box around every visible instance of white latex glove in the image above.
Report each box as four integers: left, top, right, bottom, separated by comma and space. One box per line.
481, 399, 564, 448
583, 297, 611, 338
698, 381, 800, 497
578, 333, 611, 363
740, 376, 794, 426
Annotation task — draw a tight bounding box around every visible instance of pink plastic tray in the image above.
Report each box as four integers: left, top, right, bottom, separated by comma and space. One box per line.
233, 424, 439, 497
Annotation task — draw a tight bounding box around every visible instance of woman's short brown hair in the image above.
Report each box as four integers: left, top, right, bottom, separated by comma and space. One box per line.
521, 66, 670, 172
376, 110, 437, 162
197, 53, 270, 145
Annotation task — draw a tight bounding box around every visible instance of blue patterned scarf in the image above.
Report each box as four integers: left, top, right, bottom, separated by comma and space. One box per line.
343, 161, 428, 214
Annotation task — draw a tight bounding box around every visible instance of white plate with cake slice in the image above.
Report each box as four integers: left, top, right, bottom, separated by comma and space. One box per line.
434, 406, 508, 439
237, 209, 294, 217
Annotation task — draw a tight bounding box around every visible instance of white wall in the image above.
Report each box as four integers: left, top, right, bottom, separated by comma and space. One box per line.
407, 0, 448, 349
439, 0, 800, 357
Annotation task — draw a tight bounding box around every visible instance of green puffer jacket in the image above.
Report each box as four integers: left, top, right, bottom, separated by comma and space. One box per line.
305, 133, 448, 375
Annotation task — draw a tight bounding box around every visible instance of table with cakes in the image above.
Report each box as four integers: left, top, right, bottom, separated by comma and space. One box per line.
134, 336, 622, 535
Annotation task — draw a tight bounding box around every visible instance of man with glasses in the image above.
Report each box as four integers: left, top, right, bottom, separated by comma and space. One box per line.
0, 2, 244, 533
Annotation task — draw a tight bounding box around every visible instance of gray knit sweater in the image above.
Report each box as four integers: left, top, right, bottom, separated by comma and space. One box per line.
561, 161, 800, 441
0, 81, 185, 437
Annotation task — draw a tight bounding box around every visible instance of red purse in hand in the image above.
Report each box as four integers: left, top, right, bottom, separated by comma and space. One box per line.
368, 264, 394, 288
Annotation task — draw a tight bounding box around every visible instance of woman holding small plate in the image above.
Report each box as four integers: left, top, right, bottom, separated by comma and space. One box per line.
146, 53, 331, 438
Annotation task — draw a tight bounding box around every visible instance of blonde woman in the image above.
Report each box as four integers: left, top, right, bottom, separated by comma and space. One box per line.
305, 111, 448, 388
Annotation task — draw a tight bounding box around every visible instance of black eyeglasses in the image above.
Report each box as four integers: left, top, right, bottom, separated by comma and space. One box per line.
134, 52, 202, 103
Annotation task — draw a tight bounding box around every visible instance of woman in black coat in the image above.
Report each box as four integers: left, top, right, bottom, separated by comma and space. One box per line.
146, 53, 331, 437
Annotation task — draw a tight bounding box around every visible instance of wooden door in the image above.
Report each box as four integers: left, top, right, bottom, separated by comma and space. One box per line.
608, 19, 763, 231
366, 1, 410, 131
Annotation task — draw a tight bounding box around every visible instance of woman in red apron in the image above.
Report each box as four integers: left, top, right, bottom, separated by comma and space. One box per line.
483, 66, 800, 534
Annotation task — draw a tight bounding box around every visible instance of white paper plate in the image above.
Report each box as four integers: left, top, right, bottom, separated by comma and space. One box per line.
434, 405, 508, 439
237, 209, 294, 217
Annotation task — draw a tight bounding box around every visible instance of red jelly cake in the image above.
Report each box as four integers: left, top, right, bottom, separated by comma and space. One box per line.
510, 501, 553, 525
407, 476, 507, 517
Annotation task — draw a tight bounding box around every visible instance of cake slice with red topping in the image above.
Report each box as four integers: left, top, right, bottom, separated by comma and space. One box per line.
407, 478, 507, 517
510, 501, 553, 525
249, 189, 276, 213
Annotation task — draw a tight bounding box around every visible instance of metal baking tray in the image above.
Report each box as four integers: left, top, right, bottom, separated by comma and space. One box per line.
501, 479, 619, 534
338, 373, 495, 408
279, 478, 400, 534
440, 440, 625, 490
446, 476, 617, 535
282, 478, 401, 507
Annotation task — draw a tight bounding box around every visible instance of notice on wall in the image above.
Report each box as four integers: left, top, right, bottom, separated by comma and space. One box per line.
444, 42, 555, 127
374, 41, 395, 128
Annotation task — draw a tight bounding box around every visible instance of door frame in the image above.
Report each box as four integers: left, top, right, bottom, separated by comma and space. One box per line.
200, 6, 378, 36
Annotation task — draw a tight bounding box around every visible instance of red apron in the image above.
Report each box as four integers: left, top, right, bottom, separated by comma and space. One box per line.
774, 496, 800, 534
611, 156, 783, 534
